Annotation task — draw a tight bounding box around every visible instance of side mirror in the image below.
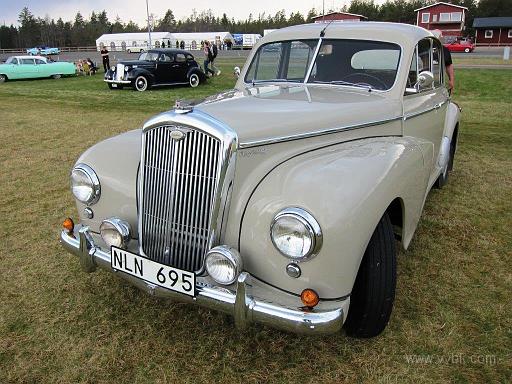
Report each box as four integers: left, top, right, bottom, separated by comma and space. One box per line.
415, 71, 434, 90
234, 66, 241, 79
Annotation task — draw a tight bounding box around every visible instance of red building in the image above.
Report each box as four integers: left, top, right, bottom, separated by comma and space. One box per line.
473, 17, 512, 46
415, 2, 468, 39
311, 12, 367, 23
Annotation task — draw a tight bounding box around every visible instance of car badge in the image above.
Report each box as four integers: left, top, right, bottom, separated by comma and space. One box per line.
167, 127, 187, 141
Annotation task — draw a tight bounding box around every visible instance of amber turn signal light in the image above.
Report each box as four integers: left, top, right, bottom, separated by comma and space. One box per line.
301, 288, 319, 308
63, 218, 74, 233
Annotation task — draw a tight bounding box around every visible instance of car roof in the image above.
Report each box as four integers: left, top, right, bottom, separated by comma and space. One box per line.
13, 55, 47, 60
260, 22, 432, 49
148, 48, 193, 55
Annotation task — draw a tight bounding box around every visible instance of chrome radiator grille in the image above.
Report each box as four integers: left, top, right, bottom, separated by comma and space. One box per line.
140, 125, 221, 272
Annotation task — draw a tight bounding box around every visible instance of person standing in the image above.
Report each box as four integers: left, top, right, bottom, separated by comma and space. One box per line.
100, 46, 110, 72
210, 43, 221, 76
203, 41, 215, 77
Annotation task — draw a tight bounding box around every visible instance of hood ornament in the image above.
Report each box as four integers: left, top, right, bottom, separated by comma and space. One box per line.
166, 126, 188, 141
174, 99, 194, 114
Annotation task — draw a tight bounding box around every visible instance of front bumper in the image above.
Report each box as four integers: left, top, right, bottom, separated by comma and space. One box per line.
104, 79, 132, 84
60, 225, 349, 334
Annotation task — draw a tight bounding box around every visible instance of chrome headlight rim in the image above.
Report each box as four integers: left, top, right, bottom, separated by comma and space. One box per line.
100, 217, 131, 248
270, 207, 323, 262
70, 163, 101, 205
205, 245, 243, 285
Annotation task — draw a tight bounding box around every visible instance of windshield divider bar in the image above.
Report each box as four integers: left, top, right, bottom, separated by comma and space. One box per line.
304, 38, 323, 85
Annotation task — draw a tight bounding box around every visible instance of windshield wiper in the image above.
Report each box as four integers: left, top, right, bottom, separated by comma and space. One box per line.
314, 80, 373, 91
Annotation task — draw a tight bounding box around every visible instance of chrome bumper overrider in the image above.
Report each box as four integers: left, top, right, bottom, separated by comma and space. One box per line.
60, 225, 349, 334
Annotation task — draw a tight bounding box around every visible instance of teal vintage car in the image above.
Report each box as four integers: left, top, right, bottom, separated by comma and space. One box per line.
0, 56, 76, 82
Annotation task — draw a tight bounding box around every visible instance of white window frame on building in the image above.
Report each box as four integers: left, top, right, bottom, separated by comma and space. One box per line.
508, 29, 512, 38
422, 12, 430, 23
433, 14, 438, 22
485, 30, 493, 38
450, 12, 462, 22
439, 13, 451, 22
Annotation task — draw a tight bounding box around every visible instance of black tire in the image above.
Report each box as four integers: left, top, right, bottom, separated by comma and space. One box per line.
189, 73, 200, 88
133, 75, 149, 92
344, 212, 396, 338
0, 74, 7, 83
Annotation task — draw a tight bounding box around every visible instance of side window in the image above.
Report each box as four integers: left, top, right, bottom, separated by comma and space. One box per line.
417, 39, 431, 73
246, 42, 282, 81
159, 54, 172, 62
22, 58, 35, 65
35, 59, 46, 65
286, 41, 314, 80
432, 39, 443, 87
175, 53, 186, 63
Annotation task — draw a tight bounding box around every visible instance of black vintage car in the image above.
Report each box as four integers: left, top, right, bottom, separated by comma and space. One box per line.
104, 49, 206, 91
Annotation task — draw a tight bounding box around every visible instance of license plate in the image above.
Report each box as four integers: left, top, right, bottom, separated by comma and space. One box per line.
111, 83, 117, 88
111, 247, 196, 297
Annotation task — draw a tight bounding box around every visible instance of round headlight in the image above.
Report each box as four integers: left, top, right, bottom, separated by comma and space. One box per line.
70, 164, 100, 205
270, 207, 322, 261
124, 66, 130, 72
100, 218, 131, 248
205, 246, 242, 285
110, 66, 116, 71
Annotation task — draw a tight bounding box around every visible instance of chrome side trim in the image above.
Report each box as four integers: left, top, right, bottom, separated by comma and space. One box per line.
61, 226, 348, 334
138, 110, 238, 272
238, 115, 403, 148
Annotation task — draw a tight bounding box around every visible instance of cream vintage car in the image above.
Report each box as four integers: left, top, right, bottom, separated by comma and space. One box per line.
60, 22, 460, 337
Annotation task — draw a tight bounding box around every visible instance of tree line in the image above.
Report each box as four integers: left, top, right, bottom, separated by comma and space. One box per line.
0, 0, 510, 49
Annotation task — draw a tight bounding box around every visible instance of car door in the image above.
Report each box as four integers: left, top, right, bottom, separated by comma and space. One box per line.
35, 58, 48, 78
155, 52, 174, 83
403, 38, 449, 185
171, 53, 188, 82
19, 58, 38, 78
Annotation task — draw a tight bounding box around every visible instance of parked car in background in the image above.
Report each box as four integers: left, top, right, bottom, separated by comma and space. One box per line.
61, 22, 460, 337
104, 49, 206, 91
0, 56, 75, 82
444, 40, 475, 53
27, 46, 60, 55
126, 46, 147, 53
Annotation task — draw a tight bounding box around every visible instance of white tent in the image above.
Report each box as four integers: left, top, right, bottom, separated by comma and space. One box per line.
95, 32, 173, 51
170, 32, 234, 50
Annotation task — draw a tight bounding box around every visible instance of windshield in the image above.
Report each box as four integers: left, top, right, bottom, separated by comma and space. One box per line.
308, 40, 401, 90
245, 39, 401, 91
138, 52, 159, 61
245, 40, 317, 83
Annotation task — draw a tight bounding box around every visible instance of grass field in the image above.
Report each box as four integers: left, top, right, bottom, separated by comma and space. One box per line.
0, 60, 511, 383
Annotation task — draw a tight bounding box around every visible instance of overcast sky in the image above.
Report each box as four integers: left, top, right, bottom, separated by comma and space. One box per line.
1, 0, 369, 27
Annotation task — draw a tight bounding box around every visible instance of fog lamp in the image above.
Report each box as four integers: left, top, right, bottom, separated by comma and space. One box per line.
205, 246, 242, 285
100, 218, 131, 248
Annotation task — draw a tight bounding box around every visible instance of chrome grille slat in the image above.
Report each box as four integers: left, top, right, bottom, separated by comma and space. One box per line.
140, 125, 221, 272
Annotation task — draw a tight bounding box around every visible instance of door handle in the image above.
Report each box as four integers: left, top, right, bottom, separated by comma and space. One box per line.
434, 103, 441, 110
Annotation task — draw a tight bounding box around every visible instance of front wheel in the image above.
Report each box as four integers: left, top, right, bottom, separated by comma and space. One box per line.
133, 75, 149, 92
344, 212, 397, 338
464, 48, 470, 53
0, 74, 7, 83
189, 73, 200, 88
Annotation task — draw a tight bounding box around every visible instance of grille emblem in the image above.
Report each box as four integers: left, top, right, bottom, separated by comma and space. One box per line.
167, 127, 187, 141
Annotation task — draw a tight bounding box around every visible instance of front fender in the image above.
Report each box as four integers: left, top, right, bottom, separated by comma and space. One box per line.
127, 68, 155, 83
239, 137, 429, 298
73, 129, 141, 236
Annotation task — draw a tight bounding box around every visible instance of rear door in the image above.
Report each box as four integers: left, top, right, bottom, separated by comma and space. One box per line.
170, 53, 188, 82
403, 38, 449, 185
